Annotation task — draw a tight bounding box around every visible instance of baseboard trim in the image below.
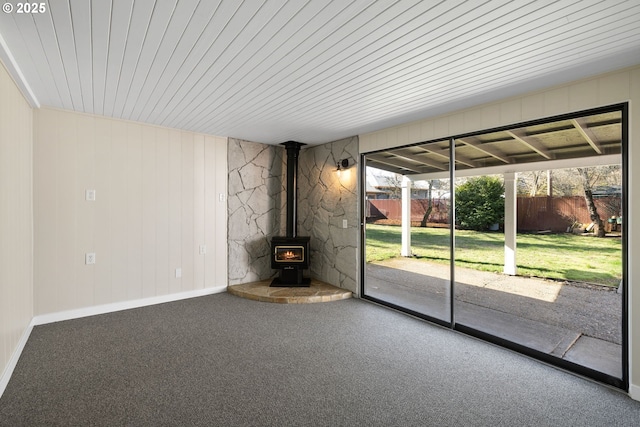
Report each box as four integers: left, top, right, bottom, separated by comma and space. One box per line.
629, 383, 640, 402
1, 286, 228, 399
32, 285, 227, 326
0, 320, 35, 398
1, 286, 227, 399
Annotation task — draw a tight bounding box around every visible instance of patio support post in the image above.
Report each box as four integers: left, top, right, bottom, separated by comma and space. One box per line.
401, 176, 412, 257
504, 172, 517, 275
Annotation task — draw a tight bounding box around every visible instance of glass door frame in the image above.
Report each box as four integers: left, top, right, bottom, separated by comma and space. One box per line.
359, 137, 455, 329
360, 103, 629, 391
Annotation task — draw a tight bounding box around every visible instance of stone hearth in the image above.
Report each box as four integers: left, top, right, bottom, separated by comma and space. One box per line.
228, 279, 351, 303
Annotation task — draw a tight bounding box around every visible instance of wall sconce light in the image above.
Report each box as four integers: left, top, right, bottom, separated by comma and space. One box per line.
336, 159, 352, 177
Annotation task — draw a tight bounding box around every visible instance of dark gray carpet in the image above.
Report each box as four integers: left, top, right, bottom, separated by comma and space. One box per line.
1, 292, 639, 426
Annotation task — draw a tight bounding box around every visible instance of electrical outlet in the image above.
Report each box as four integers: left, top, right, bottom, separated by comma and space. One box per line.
219, 193, 225, 202
342, 219, 348, 229
85, 189, 96, 201
199, 245, 207, 255
85, 253, 96, 265
175, 268, 182, 278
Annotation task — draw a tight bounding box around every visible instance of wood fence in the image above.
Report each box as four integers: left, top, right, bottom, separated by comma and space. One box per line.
367, 198, 450, 224
367, 196, 621, 232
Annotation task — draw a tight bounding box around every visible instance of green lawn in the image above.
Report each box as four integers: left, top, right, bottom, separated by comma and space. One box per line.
365, 224, 622, 287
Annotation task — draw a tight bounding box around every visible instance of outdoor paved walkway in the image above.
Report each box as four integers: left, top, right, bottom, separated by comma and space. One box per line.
365, 258, 622, 379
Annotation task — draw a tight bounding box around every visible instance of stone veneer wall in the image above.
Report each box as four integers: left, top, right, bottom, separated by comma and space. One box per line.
228, 138, 286, 285
298, 137, 359, 293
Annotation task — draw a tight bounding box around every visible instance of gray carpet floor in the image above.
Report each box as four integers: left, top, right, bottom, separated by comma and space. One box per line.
1, 292, 639, 426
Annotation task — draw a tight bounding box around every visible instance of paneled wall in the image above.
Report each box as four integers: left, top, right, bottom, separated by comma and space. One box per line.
33, 108, 227, 315
360, 65, 640, 397
0, 63, 33, 384
227, 138, 285, 285
298, 137, 359, 293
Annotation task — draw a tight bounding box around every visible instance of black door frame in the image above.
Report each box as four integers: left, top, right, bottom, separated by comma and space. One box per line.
360, 103, 629, 391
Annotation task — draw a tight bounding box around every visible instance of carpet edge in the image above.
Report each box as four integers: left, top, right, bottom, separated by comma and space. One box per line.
0, 320, 34, 399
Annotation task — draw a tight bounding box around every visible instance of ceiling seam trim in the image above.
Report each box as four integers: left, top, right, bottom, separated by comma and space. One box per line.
0, 31, 40, 108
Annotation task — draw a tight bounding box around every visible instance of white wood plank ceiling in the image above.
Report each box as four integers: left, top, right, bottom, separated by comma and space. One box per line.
1, 0, 639, 145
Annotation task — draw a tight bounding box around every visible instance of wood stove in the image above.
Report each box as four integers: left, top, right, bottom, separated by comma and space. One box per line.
270, 236, 310, 286
270, 141, 311, 287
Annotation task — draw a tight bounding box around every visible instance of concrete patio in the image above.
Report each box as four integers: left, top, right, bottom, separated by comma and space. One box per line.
365, 258, 622, 379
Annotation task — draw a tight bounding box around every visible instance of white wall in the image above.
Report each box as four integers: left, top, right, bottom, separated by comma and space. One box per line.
33, 108, 227, 315
0, 62, 33, 386
360, 65, 640, 397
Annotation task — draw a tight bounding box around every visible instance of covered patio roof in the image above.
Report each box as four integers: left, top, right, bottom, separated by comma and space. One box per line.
366, 110, 622, 180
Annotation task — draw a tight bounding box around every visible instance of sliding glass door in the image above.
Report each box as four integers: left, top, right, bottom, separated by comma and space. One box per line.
363, 139, 452, 325
362, 105, 627, 389
453, 168, 624, 381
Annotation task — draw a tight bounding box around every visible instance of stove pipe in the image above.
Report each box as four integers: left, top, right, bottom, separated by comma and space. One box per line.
282, 141, 305, 238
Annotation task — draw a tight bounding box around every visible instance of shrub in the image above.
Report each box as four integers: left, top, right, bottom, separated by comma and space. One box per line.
455, 176, 504, 230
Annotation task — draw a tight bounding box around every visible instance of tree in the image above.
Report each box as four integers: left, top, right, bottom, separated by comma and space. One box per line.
518, 171, 547, 196
548, 168, 580, 196
455, 176, 505, 231
577, 167, 606, 237
419, 180, 434, 227
382, 174, 403, 199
